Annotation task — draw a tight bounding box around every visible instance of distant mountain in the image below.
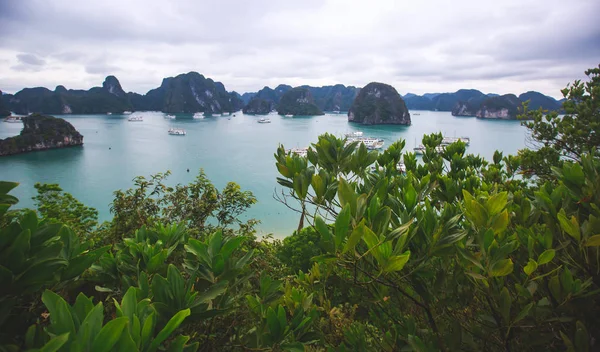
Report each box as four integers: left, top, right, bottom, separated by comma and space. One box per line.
243, 84, 358, 113
348, 82, 410, 125
0, 90, 10, 117
5, 72, 244, 115
403, 94, 435, 110
5, 76, 133, 115
277, 87, 324, 116
240, 92, 256, 105
518, 91, 561, 111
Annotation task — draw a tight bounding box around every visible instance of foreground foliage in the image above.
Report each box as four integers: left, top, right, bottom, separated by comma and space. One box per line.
0, 65, 599, 351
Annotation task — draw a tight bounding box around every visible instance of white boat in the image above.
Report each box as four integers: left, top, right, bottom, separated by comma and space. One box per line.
168, 128, 186, 136
165, 114, 176, 119
333, 110, 341, 114
123, 111, 133, 115
106, 112, 112, 115
258, 118, 271, 124
286, 147, 308, 158
193, 112, 204, 119
413, 145, 445, 155
3, 117, 21, 123
346, 137, 385, 150
441, 136, 470, 146
284, 114, 293, 117
397, 162, 407, 173
344, 131, 363, 138
128, 115, 143, 122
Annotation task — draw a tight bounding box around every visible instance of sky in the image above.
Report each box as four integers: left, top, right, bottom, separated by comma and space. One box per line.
0, 0, 598, 99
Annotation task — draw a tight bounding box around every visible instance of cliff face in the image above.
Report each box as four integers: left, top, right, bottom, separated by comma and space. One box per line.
348, 82, 410, 125
276, 88, 324, 116
0, 114, 83, 156
475, 94, 522, 119
242, 98, 271, 114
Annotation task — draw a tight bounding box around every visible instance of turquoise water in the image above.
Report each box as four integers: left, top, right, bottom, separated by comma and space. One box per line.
0, 111, 527, 237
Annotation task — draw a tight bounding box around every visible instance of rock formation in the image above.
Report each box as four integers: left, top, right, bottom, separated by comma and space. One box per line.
243, 98, 271, 114
348, 82, 410, 125
475, 94, 522, 119
276, 88, 324, 116
0, 90, 10, 117
0, 114, 83, 156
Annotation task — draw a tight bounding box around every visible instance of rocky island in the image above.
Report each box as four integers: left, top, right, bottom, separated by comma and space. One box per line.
242, 98, 272, 114
0, 114, 83, 156
276, 87, 324, 116
348, 82, 411, 125
475, 94, 522, 119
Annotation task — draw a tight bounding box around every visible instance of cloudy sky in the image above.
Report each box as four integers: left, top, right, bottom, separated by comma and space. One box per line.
0, 0, 598, 98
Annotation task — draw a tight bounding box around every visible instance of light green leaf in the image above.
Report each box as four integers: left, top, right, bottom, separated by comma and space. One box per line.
489, 259, 514, 277
39, 333, 70, 352
584, 234, 600, 247
343, 220, 365, 254
513, 302, 533, 324
383, 252, 411, 273
485, 192, 508, 216
537, 249, 555, 265
148, 309, 191, 352
334, 205, 351, 249
499, 287, 511, 323
490, 210, 509, 234
523, 259, 538, 276
557, 210, 580, 242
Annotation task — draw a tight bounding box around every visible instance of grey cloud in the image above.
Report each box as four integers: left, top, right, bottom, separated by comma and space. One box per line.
17, 53, 45, 66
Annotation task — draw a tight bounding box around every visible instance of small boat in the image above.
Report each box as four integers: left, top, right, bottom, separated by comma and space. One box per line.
107, 112, 112, 115
344, 131, 363, 138
3, 116, 21, 123
258, 118, 271, 124
441, 136, 470, 146
284, 114, 293, 117
128, 115, 143, 122
413, 113, 421, 116
333, 110, 341, 114
168, 128, 186, 136
164, 114, 176, 119
286, 147, 308, 158
397, 162, 407, 173
123, 111, 133, 115
193, 112, 204, 119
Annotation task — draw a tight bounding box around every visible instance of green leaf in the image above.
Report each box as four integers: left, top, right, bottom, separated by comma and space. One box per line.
489, 259, 513, 277
584, 234, 600, 247
513, 302, 533, 324
148, 309, 191, 352
281, 342, 305, 352
38, 333, 70, 352
76, 303, 104, 351
557, 210, 580, 242
41, 290, 76, 338
115, 329, 137, 352
490, 210, 509, 234
499, 287, 511, 323
334, 204, 351, 249
384, 252, 411, 273
404, 184, 417, 211
575, 321, 590, 352
537, 249, 555, 265
343, 220, 365, 254
220, 236, 244, 260
167, 335, 191, 352
315, 216, 334, 252
486, 192, 508, 216
266, 307, 281, 342
91, 317, 129, 352
337, 178, 355, 209
140, 311, 156, 350
523, 259, 538, 276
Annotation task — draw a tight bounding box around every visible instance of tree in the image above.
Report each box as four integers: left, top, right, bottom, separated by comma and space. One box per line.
519, 64, 600, 179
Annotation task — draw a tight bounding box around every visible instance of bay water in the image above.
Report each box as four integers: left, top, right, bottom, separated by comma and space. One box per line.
0, 111, 528, 237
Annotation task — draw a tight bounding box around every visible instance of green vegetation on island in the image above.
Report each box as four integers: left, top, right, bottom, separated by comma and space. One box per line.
0, 114, 83, 156
348, 82, 411, 125
0, 65, 599, 351
276, 87, 324, 116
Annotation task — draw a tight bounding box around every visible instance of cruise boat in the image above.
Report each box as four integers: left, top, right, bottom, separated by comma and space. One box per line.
333, 110, 341, 114
286, 147, 308, 158
284, 114, 293, 117
413, 145, 446, 155
123, 111, 133, 115
168, 128, 186, 136
441, 136, 470, 145
258, 118, 271, 123
397, 162, 407, 173
193, 112, 204, 119
165, 114, 176, 119
3, 116, 21, 123
346, 136, 385, 150
107, 112, 112, 115
128, 115, 143, 122
344, 131, 363, 138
